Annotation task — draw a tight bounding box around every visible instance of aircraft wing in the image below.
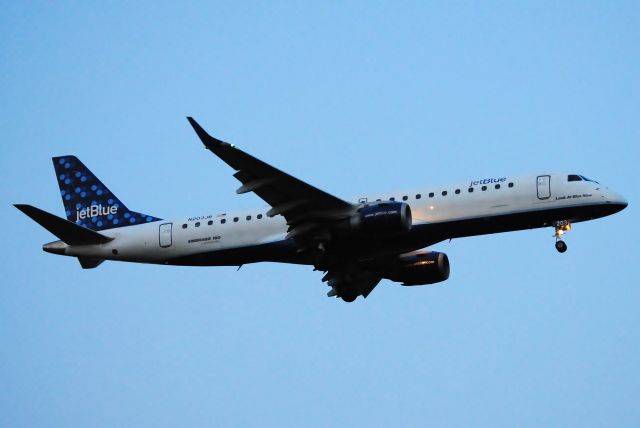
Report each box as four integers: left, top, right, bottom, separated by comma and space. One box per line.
187, 117, 355, 240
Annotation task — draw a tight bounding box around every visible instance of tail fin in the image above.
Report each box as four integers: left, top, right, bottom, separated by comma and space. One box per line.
53, 156, 161, 231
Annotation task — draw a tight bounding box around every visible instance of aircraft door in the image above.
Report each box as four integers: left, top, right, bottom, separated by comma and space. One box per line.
159, 223, 172, 247
537, 175, 551, 200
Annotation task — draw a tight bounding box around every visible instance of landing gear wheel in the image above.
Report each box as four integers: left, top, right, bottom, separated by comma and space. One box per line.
553, 221, 571, 254
555, 240, 567, 253
341, 293, 357, 303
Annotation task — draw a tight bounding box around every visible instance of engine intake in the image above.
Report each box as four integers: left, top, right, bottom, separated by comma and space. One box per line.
350, 202, 412, 235
383, 251, 450, 286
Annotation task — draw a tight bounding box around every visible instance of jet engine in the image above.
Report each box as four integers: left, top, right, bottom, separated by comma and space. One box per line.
382, 251, 450, 286
349, 202, 412, 235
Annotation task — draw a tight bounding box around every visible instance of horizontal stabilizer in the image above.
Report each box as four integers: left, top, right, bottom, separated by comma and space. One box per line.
14, 204, 113, 246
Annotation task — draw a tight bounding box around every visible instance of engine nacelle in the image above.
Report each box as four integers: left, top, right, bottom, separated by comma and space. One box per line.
350, 202, 412, 235
383, 251, 450, 286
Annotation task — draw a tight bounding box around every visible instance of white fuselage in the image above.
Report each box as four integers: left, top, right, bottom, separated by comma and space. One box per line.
58, 172, 627, 265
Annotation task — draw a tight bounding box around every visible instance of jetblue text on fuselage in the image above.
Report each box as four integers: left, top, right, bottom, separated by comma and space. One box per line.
469, 177, 507, 187
76, 204, 118, 222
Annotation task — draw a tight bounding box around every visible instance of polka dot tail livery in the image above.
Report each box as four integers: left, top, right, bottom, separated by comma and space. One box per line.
52, 156, 161, 231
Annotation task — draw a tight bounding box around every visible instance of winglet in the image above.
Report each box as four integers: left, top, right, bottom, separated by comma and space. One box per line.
187, 117, 231, 150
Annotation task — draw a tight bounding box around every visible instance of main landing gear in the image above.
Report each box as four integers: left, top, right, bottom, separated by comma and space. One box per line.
553, 220, 571, 253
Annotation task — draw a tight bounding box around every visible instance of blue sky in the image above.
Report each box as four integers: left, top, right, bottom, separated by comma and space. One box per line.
1, 2, 638, 426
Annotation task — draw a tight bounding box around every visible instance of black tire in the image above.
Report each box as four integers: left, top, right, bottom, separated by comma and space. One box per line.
555, 240, 567, 253
341, 293, 357, 303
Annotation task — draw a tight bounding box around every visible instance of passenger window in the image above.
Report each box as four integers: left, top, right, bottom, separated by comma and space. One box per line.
257, 214, 263, 219
468, 188, 474, 193
455, 189, 460, 194
246, 215, 251, 221
495, 184, 500, 189
195, 222, 200, 227
220, 219, 226, 224
208, 220, 213, 225
416, 194, 421, 199
508, 182, 514, 188
442, 191, 447, 196
402, 196, 408, 201
233, 217, 239, 222
182, 224, 187, 229
376, 199, 382, 202
429, 192, 434, 198
482, 186, 487, 191
390, 197, 395, 201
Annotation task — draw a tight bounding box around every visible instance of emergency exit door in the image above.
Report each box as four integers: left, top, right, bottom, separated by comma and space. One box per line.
159, 223, 172, 247
537, 175, 551, 200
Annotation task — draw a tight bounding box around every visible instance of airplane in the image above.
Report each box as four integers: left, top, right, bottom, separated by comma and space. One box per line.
14, 117, 628, 302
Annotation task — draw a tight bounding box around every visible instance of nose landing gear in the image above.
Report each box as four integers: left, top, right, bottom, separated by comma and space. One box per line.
553, 220, 571, 253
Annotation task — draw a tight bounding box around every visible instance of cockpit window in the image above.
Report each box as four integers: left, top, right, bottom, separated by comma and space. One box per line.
580, 175, 599, 184
568, 174, 582, 182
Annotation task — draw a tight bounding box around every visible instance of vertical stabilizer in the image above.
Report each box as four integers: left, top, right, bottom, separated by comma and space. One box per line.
53, 156, 161, 231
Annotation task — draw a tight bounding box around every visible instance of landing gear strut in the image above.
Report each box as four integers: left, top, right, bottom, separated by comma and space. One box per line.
553, 220, 571, 253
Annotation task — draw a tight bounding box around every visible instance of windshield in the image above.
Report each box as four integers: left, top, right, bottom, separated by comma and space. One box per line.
580, 175, 599, 184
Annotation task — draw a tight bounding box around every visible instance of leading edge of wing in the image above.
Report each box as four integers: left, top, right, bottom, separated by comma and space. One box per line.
185, 117, 354, 217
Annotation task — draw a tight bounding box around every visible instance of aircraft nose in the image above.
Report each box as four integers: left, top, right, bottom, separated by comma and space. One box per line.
607, 191, 628, 212
614, 192, 628, 207
619, 196, 628, 209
